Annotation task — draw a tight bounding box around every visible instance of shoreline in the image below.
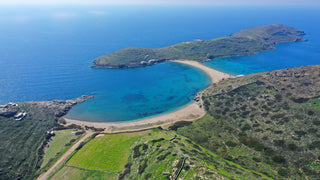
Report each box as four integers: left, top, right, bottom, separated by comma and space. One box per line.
65, 60, 234, 132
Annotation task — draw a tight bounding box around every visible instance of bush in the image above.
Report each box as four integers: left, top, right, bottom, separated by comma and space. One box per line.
157, 152, 171, 161
273, 140, 285, 147
75, 141, 86, 151
133, 145, 141, 158
226, 141, 238, 147
278, 168, 289, 177
145, 173, 152, 179
168, 121, 192, 131
138, 160, 147, 174
312, 120, 320, 125
272, 155, 286, 164
151, 138, 165, 145
288, 143, 298, 151
75, 131, 85, 136
294, 131, 307, 137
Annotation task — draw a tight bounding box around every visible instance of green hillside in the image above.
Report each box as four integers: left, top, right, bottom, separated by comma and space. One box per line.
0, 96, 92, 179
51, 129, 274, 180
178, 65, 320, 179
92, 24, 306, 68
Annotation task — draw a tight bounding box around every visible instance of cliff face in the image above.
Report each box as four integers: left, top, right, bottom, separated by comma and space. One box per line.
91, 24, 306, 69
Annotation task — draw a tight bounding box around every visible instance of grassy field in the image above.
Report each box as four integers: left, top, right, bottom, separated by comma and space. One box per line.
67, 132, 146, 172
41, 129, 83, 168
50, 166, 117, 180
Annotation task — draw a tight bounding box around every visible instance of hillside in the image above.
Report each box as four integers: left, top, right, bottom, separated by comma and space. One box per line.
91, 24, 306, 68
50, 129, 274, 180
0, 96, 92, 179
177, 65, 320, 179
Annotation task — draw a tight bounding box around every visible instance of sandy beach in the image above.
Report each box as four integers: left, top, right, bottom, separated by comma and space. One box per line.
65, 60, 234, 132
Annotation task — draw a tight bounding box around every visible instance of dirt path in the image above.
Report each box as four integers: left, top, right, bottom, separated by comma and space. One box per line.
37, 131, 94, 180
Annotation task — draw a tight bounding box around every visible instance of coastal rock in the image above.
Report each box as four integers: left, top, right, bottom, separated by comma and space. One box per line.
0, 103, 19, 117
27, 95, 94, 118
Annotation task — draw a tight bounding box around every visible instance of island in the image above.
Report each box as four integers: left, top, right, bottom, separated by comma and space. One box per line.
91, 24, 306, 68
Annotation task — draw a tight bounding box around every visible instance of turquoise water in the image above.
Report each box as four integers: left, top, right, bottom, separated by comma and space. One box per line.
0, 6, 319, 122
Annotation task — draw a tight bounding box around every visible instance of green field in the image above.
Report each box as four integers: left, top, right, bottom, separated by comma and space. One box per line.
42, 129, 82, 168
50, 166, 117, 180
67, 132, 146, 172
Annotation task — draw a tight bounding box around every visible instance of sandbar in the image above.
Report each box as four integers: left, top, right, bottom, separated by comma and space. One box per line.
65, 60, 234, 133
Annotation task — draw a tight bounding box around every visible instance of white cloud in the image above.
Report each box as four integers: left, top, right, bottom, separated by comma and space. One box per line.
51, 12, 78, 20
89, 10, 109, 16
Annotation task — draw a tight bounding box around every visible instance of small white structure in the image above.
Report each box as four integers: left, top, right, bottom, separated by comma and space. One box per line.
8, 103, 18, 107
14, 112, 27, 121
140, 61, 147, 65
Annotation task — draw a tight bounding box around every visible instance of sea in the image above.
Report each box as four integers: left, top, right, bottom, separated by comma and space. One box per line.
0, 6, 319, 122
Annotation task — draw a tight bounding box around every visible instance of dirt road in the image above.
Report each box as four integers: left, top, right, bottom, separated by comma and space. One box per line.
37, 131, 94, 180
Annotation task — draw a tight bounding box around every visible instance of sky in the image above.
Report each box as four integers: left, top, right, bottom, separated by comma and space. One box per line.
0, 0, 319, 6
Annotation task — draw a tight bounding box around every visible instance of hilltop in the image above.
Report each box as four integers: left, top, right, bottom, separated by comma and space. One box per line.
91, 24, 306, 68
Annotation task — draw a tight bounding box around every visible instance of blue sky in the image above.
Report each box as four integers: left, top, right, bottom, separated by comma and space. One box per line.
1, 0, 319, 6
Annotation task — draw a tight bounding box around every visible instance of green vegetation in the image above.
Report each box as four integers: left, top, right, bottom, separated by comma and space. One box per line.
50, 166, 117, 180
178, 65, 320, 179
92, 24, 306, 68
67, 133, 145, 172
41, 129, 83, 168
0, 103, 58, 179
54, 129, 274, 179
0, 96, 91, 179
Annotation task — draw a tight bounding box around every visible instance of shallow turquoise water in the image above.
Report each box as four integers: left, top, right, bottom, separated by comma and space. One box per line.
0, 6, 319, 122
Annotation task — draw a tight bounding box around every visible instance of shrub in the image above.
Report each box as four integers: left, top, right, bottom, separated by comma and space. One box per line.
288, 143, 298, 151
145, 173, 152, 179
168, 121, 192, 131
75, 131, 85, 136
278, 168, 289, 177
308, 111, 315, 116
273, 140, 285, 147
294, 131, 307, 137
138, 160, 147, 174
273, 130, 283, 134
142, 144, 148, 151
308, 141, 320, 150
151, 138, 165, 145
312, 120, 320, 125
157, 152, 171, 161
75, 141, 86, 151
241, 124, 251, 131
272, 155, 286, 164
133, 145, 141, 158
226, 141, 238, 147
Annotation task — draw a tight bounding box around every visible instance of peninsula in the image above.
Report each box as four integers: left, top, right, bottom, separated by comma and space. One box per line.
91, 24, 306, 68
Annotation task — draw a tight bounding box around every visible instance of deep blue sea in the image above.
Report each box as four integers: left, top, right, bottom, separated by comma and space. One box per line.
0, 6, 319, 122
